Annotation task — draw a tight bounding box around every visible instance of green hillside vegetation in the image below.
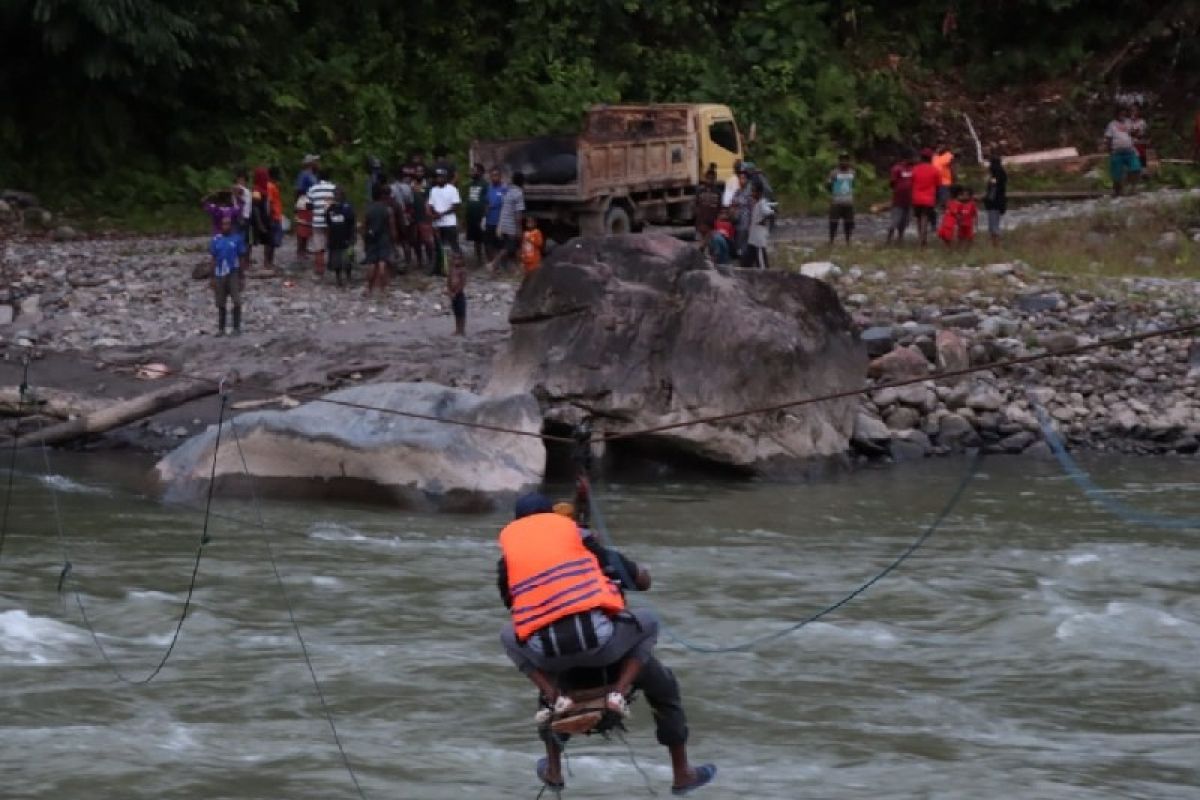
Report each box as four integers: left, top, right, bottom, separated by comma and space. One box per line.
2, 0, 1198, 221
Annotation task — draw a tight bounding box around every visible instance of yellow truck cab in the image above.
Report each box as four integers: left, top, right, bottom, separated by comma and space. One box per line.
471, 103, 745, 237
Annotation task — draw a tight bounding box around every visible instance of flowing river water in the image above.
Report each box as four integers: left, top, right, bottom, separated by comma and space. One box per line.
1, 452, 1198, 799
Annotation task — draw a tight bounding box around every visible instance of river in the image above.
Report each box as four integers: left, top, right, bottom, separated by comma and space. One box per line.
1, 452, 1198, 799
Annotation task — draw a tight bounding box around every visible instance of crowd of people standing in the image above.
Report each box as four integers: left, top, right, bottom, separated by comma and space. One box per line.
199, 150, 552, 338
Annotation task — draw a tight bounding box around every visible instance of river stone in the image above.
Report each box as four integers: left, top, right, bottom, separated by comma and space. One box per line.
1015, 292, 1063, 314
978, 315, 1018, 338
939, 310, 980, 329
890, 429, 931, 461
935, 329, 969, 374
966, 385, 1004, 412
999, 431, 1036, 453
895, 383, 936, 413
868, 345, 930, 383
885, 405, 921, 430
851, 411, 892, 456
0, 305, 12, 326
799, 261, 842, 282
1039, 331, 1079, 353
861, 325, 896, 357
486, 234, 865, 473
155, 382, 544, 510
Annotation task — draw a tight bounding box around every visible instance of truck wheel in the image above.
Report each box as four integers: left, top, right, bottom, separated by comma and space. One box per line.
604, 206, 632, 235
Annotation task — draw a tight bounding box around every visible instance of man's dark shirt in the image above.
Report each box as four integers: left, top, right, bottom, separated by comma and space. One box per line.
497, 536, 641, 610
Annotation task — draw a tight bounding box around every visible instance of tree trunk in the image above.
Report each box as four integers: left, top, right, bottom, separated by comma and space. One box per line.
0, 385, 109, 419
14, 380, 216, 448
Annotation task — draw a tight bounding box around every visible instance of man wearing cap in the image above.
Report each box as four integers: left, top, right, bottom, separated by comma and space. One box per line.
295, 155, 319, 196
428, 167, 462, 275
497, 492, 717, 795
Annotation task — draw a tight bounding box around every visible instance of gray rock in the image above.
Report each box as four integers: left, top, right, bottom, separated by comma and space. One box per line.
937, 412, 977, 445
1039, 331, 1079, 353
890, 429, 930, 462
939, 311, 980, 329
885, 406, 921, 430
895, 383, 936, 412
942, 383, 970, 409
52, 225, 81, 242
985, 263, 1017, 276
999, 431, 1036, 453
979, 315, 1019, 338
1156, 231, 1180, 252
852, 411, 892, 456
799, 261, 842, 282
967, 385, 1005, 412
861, 325, 896, 357
1015, 292, 1063, 314
1134, 366, 1157, 381
0, 305, 12, 326
488, 234, 865, 472
156, 383, 545, 507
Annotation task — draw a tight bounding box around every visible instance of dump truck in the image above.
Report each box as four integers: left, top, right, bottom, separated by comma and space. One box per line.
470, 103, 745, 237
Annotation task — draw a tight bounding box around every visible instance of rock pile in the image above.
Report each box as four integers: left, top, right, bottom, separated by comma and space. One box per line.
837, 263, 1200, 461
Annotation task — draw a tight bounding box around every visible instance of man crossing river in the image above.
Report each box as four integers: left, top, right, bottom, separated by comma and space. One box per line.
497, 492, 717, 795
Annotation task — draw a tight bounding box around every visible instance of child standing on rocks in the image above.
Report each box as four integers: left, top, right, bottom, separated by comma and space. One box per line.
938, 187, 964, 246
209, 214, 246, 336
520, 215, 544, 276
956, 187, 978, 248
446, 252, 467, 336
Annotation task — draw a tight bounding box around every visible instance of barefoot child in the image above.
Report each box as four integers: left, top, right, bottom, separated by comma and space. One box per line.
209, 214, 246, 336
447, 253, 467, 336
520, 215, 544, 275
956, 187, 979, 248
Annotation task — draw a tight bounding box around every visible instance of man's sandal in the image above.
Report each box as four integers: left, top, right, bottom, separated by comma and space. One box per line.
671, 763, 718, 796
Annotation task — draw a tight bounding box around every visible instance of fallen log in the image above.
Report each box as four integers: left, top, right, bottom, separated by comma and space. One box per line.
15, 379, 216, 448
0, 385, 111, 419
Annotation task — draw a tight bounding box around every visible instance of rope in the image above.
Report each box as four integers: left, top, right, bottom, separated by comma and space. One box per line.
228, 410, 370, 800
41, 393, 226, 685
36, 320, 1196, 448
614, 729, 659, 797
583, 450, 983, 654
0, 356, 30, 566
1029, 396, 1200, 530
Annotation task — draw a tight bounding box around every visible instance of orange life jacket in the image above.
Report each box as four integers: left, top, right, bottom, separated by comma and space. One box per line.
499, 512, 626, 641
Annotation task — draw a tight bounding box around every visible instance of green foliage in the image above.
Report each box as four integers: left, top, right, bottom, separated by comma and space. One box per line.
1, 0, 1196, 220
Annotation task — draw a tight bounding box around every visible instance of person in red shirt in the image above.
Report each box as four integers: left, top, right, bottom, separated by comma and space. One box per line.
886, 152, 914, 245
956, 187, 979, 248
910, 148, 940, 247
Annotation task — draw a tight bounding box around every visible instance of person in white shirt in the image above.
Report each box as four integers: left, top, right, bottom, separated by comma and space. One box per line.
305, 169, 337, 277
428, 167, 462, 275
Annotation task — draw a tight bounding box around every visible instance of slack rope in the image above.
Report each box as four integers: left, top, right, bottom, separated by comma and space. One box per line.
228, 412, 370, 800
582, 450, 983, 654
1030, 397, 1200, 531
41, 392, 227, 685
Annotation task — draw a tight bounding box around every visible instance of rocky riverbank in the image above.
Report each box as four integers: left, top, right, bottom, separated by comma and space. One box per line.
2, 193, 1199, 465
825, 260, 1200, 460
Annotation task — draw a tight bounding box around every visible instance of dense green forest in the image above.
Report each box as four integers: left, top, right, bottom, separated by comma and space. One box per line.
2, 0, 1197, 213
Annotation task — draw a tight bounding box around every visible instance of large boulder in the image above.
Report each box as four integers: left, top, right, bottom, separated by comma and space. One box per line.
486, 234, 865, 473
154, 382, 544, 510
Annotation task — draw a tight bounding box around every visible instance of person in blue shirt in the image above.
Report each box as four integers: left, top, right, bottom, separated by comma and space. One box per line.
209, 214, 247, 336
484, 167, 508, 261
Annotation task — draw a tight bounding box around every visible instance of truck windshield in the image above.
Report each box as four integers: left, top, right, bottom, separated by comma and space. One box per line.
708, 120, 740, 154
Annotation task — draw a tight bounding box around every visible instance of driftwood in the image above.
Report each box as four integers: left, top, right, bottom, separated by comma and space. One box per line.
15, 379, 216, 448
0, 385, 109, 419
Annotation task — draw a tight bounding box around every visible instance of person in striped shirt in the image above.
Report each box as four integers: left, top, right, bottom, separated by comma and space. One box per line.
305, 169, 337, 277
